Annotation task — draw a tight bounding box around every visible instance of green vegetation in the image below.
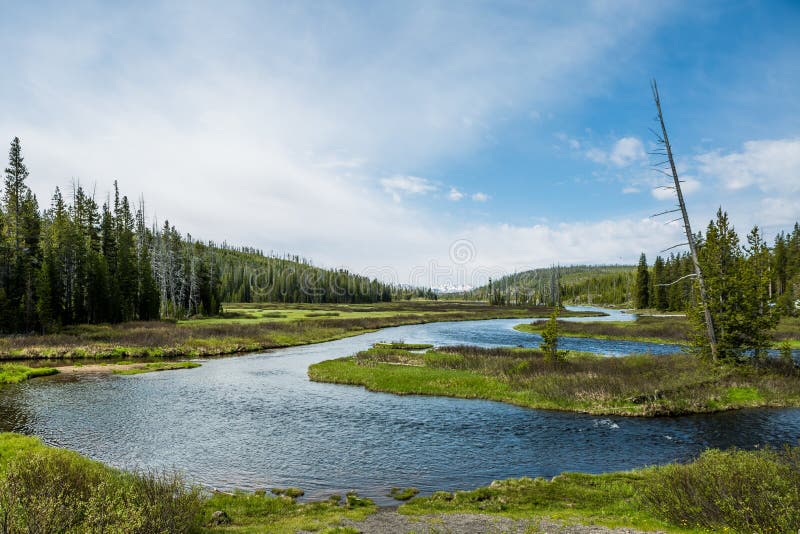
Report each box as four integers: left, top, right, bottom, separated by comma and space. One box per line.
402, 446, 800, 533
0, 433, 375, 534
112, 361, 201, 375
200, 490, 374, 534
310, 343, 800, 416
0, 364, 58, 384
388, 487, 419, 501
539, 310, 564, 362
0, 302, 593, 360
0, 433, 202, 533
0, 137, 398, 336
3, 433, 800, 533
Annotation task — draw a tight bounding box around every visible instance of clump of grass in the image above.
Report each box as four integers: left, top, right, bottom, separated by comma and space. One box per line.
271, 487, 305, 499
305, 312, 341, 317
642, 446, 800, 533
373, 342, 434, 350
0, 364, 58, 384
113, 361, 201, 375
388, 487, 419, 501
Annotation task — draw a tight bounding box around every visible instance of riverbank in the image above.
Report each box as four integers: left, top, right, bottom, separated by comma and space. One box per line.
515, 314, 800, 348
0, 302, 600, 361
2, 432, 797, 533
309, 344, 800, 416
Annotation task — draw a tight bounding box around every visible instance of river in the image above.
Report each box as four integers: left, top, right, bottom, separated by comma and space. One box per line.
1, 306, 798, 504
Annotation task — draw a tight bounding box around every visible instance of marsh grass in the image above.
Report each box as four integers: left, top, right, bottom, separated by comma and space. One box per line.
0, 302, 586, 361
311, 344, 800, 415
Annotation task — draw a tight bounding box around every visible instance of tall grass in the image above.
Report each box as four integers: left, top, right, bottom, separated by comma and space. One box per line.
0, 444, 201, 533
0, 364, 58, 384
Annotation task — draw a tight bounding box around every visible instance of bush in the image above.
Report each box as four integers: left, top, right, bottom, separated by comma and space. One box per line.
642, 446, 800, 533
0, 448, 202, 533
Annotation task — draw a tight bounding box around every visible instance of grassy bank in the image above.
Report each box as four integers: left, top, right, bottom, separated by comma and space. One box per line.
401, 446, 800, 533
0, 433, 373, 533
309, 344, 800, 416
3, 433, 799, 533
0, 364, 58, 384
516, 314, 800, 348
0, 302, 599, 361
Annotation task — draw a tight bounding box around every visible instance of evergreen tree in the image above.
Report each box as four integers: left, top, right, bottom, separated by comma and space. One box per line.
692, 210, 778, 360
651, 256, 668, 311
634, 253, 649, 309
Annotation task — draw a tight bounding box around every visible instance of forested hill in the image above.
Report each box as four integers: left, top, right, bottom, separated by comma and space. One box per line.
455, 265, 637, 306
0, 137, 392, 334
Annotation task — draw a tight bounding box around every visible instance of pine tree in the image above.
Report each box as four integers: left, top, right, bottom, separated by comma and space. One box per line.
634, 253, 649, 309
652, 256, 668, 311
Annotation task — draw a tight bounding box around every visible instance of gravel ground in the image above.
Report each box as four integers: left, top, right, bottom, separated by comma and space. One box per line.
336, 508, 661, 534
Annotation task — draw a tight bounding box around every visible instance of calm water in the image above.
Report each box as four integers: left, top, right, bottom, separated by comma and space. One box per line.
1, 307, 799, 504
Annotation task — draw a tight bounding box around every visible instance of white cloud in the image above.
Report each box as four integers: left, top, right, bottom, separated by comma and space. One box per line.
584, 136, 646, 168
380, 175, 436, 201
0, 2, 674, 285
585, 147, 608, 164
448, 187, 465, 201
622, 186, 640, 194
609, 137, 646, 167
696, 138, 800, 193
472, 192, 490, 202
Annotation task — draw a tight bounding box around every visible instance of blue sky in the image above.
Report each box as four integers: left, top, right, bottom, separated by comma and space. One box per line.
1, 1, 799, 287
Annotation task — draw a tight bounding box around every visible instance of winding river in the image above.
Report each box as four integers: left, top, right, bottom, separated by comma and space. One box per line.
1, 307, 799, 505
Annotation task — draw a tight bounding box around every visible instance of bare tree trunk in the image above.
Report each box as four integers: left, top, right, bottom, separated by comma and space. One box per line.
651, 80, 718, 360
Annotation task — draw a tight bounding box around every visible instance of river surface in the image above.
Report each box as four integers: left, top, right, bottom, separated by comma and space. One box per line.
1, 306, 799, 504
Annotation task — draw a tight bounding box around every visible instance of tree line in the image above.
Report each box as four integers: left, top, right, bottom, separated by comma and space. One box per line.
0, 138, 394, 334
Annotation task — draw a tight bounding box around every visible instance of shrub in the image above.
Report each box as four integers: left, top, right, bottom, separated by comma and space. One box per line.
642, 446, 800, 533
0, 448, 202, 533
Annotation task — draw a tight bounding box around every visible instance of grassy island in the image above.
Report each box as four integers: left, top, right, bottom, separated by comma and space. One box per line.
308, 344, 800, 416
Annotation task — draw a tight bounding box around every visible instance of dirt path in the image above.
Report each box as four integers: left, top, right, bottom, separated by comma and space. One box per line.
337, 508, 660, 534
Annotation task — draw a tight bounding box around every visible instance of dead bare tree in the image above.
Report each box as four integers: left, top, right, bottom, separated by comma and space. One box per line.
650, 80, 718, 360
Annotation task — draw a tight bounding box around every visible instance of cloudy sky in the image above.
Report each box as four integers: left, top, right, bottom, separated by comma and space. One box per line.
2, 1, 799, 287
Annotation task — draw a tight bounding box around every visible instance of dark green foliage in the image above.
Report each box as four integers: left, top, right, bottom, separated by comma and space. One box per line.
642, 446, 800, 533
634, 253, 649, 309
691, 210, 780, 360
